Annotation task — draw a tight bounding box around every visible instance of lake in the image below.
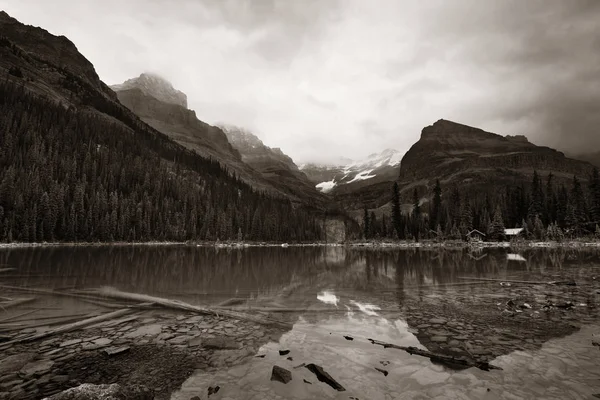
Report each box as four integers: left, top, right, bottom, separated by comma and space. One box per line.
0, 246, 599, 399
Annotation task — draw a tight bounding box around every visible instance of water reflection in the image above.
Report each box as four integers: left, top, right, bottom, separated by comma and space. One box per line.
316, 291, 339, 307
1, 246, 599, 306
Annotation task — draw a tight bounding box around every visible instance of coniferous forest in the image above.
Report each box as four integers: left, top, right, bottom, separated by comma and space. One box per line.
0, 79, 324, 243
363, 170, 600, 241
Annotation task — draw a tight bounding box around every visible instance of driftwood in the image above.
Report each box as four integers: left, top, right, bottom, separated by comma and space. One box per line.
0, 268, 15, 273
0, 313, 99, 333
77, 298, 128, 309
96, 287, 292, 329
0, 284, 121, 303
368, 339, 502, 372
0, 297, 36, 310
0, 308, 39, 323
84, 314, 140, 330
0, 308, 133, 348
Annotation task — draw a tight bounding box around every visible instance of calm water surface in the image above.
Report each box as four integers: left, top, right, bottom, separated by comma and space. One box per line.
1, 246, 599, 399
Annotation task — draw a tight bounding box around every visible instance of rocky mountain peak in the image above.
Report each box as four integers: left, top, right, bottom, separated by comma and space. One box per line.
111, 73, 187, 108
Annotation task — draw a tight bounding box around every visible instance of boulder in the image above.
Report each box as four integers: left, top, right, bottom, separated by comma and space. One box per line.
47, 383, 153, 400
271, 366, 292, 384
305, 363, 345, 391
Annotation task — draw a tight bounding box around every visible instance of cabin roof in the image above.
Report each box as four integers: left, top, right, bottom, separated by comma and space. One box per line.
505, 228, 524, 235
466, 229, 486, 236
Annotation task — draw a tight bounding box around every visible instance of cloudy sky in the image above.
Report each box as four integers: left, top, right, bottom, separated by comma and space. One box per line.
3, 0, 600, 163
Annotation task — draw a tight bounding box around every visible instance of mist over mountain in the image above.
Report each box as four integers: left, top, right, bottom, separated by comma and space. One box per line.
4, 1, 599, 165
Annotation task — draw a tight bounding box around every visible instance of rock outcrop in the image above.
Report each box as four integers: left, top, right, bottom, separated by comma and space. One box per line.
220, 125, 327, 207
111, 73, 187, 108
397, 119, 595, 201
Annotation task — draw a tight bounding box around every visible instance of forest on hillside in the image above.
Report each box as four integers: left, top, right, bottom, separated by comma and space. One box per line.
364, 170, 600, 241
0, 78, 324, 243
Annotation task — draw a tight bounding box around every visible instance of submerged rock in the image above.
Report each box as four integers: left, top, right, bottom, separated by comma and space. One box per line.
202, 337, 238, 350
207, 385, 220, 396
47, 383, 153, 399
102, 346, 130, 357
305, 363, 345, 391
271, 365, 292, 384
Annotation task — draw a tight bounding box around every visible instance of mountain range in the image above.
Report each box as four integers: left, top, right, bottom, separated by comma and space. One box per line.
1, 10, 598, 241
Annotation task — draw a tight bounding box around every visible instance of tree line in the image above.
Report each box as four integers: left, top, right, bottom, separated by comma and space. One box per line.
0, 78, 323, 243
363, 169, 600, 241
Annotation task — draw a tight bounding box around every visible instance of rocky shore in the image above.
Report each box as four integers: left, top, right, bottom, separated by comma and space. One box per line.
0, 309, 286, 400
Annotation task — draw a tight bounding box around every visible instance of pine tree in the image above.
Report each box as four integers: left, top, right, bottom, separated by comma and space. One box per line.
363, 207, 370, 239
545, 173, 557, 224
412, 188, 420, 217
391, 182, 401, 239
533, 215, 545, 240
528, 170, 544, 220
590, 167, 600, 224
430, 179, 442, 230
489, 206, 505, 241
369, 211, 378, 238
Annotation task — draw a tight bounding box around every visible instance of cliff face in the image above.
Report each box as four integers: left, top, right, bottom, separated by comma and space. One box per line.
0, 11, 117, 104
398, 119, 594, 197
111, 73, 187, 108
114, 87, 237, 161
220, 125, 327, 207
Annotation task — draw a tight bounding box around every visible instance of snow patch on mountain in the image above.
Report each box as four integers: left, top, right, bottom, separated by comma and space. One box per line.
307, 148, 403, 193
347, 169, 376, 183
316, 180, 337, 193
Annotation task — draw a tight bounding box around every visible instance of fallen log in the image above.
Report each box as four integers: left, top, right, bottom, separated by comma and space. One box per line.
368, 338, 502, 372
0, 312, 98, 333
0, 297, 36, 310
0, 284, 118, 303
0, 308, 40, 323
96, 287, 292, 329
77, 298, 128, 309
0, 308, 134, 348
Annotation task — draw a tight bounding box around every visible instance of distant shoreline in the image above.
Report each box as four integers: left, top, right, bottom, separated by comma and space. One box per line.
1, 240, 599, 249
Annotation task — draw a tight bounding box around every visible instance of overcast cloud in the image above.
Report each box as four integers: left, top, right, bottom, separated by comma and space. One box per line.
3, 0, 600, 163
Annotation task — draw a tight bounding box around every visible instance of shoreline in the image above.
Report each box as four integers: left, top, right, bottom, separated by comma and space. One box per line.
0, 239, 599, 249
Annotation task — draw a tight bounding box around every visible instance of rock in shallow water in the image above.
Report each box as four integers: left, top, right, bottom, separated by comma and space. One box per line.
202, 337, 239, 350
271, 365, 292, 384
305, 363, 345, 391
47, 383, 153, 400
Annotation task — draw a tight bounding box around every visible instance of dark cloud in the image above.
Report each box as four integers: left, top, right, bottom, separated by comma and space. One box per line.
2, 0, 599, 162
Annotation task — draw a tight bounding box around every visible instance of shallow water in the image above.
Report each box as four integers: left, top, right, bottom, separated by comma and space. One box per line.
1, 245, 599, 398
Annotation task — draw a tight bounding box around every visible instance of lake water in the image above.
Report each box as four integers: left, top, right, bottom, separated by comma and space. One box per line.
1, 246, 599, 399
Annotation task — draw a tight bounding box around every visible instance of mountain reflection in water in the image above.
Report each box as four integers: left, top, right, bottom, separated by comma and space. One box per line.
1, 245, 598, 307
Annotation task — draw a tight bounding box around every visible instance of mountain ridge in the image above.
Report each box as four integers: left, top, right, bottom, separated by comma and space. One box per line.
0, 11, 326, 243
111, 73, 188, 108
219, 125, 327, 207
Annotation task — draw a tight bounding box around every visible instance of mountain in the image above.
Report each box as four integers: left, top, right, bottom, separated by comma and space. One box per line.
398, 119, 593, 199
570, 151, 600, 168
219, 125, 326, 206
302, 149, 403, 193
111, 75, 327, 206
0, 11, 324, 243
111, 73, 187, 107
300, 149, 403, 211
